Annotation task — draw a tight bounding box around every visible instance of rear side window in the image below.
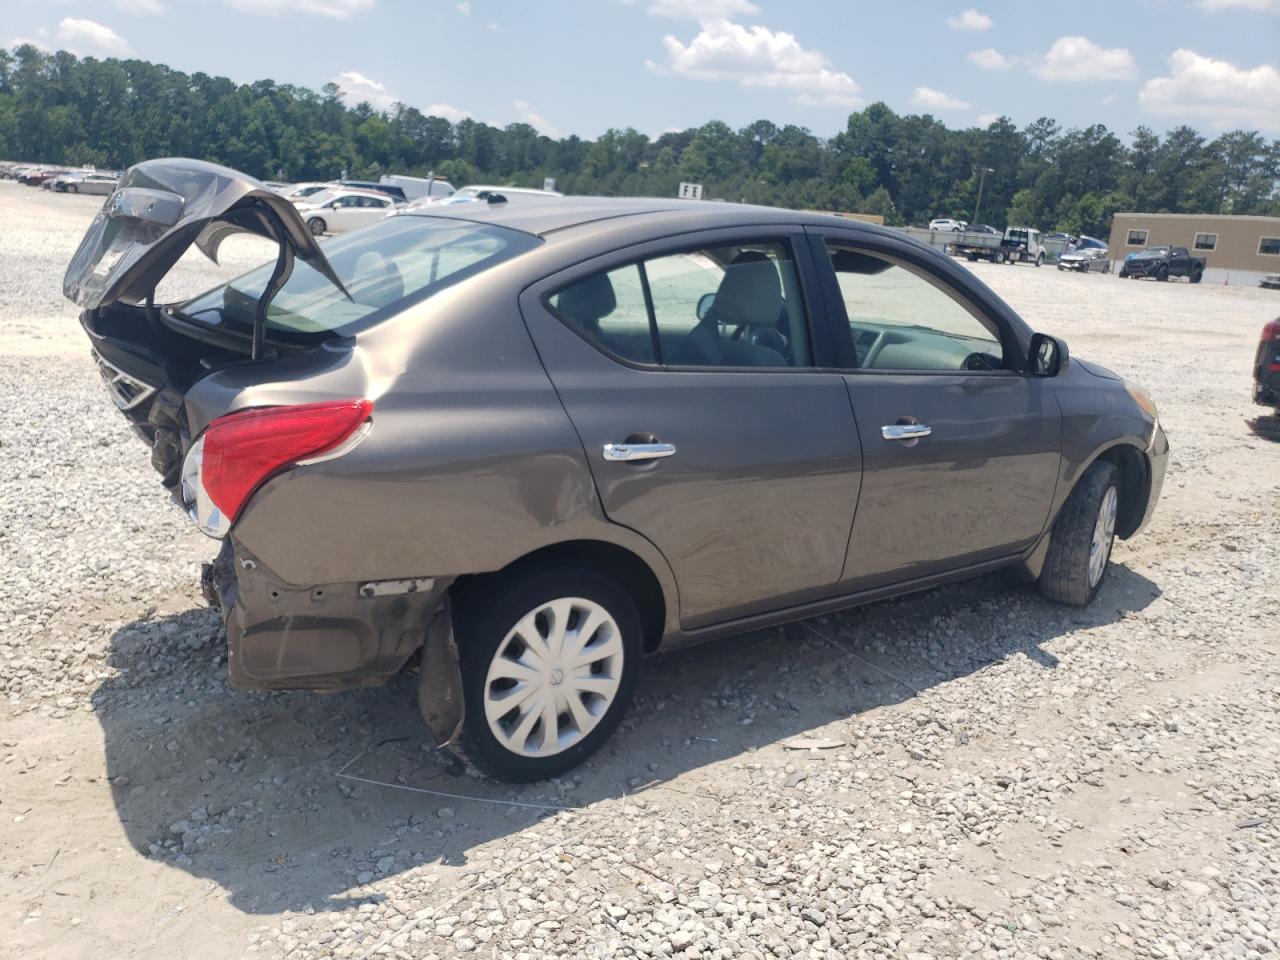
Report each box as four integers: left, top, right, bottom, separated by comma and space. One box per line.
549, 240, 811, 368
179, 216, 541, 339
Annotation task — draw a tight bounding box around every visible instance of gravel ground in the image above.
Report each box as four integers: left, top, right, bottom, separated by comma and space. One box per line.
1, 180, 1278, 960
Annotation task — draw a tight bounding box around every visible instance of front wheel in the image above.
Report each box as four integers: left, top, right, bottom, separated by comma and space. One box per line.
68, 184, 78, 193
1082, 261, 1090, 274
307, 217, 326, 237
1156, 266, 1169, 282
1190, 268, 1203, 284
1035, 254, 1043, 268
1039, 460, 1120, 606
455, 567, 643, 782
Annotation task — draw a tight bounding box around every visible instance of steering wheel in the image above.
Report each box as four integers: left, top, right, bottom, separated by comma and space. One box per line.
962, 351, 997, 371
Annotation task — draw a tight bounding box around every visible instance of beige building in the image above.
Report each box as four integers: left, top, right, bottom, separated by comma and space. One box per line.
1108, 212, 1280, 285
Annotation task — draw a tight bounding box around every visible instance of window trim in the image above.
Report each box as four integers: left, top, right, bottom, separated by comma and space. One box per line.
1192, 232, 1217, 252
1126, 229, 1148, 247
1259, 236, 1280, 257
541, 233, 827, 374
814, 236, 1021, 378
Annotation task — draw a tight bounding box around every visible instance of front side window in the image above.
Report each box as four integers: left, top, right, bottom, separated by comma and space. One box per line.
1193, 232, 1217, 251
1127, 229, 1148, 246
550, 240, 811, 368
825, 243, 1005, 372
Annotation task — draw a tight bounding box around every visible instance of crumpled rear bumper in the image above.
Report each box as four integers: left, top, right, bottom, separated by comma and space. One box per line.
204, 539, 453, 692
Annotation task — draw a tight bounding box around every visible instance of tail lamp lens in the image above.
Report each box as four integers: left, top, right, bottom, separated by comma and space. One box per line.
181, 398, 373, 538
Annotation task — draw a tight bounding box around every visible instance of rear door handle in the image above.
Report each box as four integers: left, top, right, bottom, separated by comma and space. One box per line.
603, 442, 677, 462
881, 423, 932, 441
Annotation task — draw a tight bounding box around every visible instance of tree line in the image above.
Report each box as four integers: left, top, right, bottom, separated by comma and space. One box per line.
2, 44, 1277, 237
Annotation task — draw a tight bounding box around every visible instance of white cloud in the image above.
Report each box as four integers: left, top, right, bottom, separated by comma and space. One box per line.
423, 102, 472, 122
975, 112, 1001, 126
513, 99, 559, 137
456, 0, 470, 13
114, 0, 163, 13
1139, 48, 1280, 131
56, 17, 132, 55
946, 8, 992, 30
910, 86, 972, 111
1034, 35, 1137, 81
331, 70, 397, 109
224, 0, 374, 18
967, 48, 1012, 71
1195, 0, 1280, 10
486, 20, 500, 31
644, 0, 761, 21
7, 36, 51, 51
650, 20, 862, 107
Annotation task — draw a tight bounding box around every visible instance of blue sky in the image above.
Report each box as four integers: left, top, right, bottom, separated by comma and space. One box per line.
8, 0, 1280, 138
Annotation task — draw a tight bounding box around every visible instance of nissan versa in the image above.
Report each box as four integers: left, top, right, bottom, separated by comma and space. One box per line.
65, 159, 1168, 782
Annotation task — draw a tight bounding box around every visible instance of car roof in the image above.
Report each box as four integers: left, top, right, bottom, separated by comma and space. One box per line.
398, 194, 897, 240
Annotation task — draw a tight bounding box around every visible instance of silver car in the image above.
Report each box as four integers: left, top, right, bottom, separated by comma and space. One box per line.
58, 171, 120, 195
1057, 247, 1111, 273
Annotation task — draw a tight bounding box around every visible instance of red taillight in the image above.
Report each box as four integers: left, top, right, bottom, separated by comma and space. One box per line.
1262, 319, 1280, 341
201, 398, 373, 522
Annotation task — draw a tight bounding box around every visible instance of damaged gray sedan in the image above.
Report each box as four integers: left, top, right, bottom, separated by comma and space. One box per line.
66, 158, 1168, 782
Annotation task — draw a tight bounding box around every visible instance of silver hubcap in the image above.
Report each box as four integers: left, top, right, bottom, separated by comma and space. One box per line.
1088, 485, 1118, 587
483, 597, 624, 758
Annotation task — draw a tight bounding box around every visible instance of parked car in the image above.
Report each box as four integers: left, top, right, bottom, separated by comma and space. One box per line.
295, 188, 402, 235
19, 168, 64, 186
56, 171, 120, 195
283, 181, 333, 202
1251, 317, 1280, 439
955, 225, 1044, 266
336, 179, 408, 202
1118, 245, 1204, 282
968, 223, 1000, 236
63, 158, 1168, 782
1057, 247, 1111, 273
929, 218, 967, 232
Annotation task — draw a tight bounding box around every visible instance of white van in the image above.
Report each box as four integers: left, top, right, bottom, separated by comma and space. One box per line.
379, 174, 455, 202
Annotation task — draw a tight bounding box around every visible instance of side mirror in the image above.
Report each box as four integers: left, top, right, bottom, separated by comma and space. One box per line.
1029, 333, 1069, 377
696, 292, 715, 321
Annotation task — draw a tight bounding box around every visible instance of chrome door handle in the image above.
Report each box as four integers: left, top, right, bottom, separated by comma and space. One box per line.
881, 423, 932, 441
603, 442, 676, 462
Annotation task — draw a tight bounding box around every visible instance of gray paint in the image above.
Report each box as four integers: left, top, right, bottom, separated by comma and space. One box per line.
69, 177, 1168, 694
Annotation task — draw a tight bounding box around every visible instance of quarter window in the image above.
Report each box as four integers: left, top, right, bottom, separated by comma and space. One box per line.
1126, 229, 1148, 246
1193, 232, 1217, 251
1260, 237, 1280, 256
825, 243, 1005, 372
549, 240, 811, 368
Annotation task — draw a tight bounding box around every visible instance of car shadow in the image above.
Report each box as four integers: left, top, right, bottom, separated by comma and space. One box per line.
90, 563, 1159, 916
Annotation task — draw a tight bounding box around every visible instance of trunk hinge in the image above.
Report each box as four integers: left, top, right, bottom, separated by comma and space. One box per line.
253, 216, 294, 361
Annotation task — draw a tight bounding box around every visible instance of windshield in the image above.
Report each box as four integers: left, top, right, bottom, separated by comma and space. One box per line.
177, 215, 541, 340
1134, 246, 1170, 258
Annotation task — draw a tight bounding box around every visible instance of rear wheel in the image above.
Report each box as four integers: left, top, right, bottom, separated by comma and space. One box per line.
1190, 267, 1203, 284
1035, 254, 1044, 268
455, 567, 643, 782
1038, 460, 1120, 606
307, 217, 326, 237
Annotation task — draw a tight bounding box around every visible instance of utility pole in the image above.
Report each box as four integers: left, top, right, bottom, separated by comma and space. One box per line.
972, 167, 994, 225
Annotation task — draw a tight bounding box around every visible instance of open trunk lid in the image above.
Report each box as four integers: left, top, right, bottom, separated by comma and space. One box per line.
64, 157, 344, 313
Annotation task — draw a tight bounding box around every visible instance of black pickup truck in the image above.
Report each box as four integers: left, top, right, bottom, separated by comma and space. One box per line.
1119, 245, 1205, 282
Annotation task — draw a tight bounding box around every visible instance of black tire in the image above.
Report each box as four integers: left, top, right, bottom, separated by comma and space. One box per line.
1082, 261, 1090, 274
307, 217, 326, 237
1035, 254, 1043, 268
967, 253, 977, 262
1038, 460, 1120, 606
1190, 268, 1202, 284
68, 184, 78, 194
1156, 266, 1169, 282
454, 566, 644, 782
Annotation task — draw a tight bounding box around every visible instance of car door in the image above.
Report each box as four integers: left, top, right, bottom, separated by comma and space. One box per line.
807, 229, 1062, 591
519, 228, 863, 629
1169, 247, 1191, 275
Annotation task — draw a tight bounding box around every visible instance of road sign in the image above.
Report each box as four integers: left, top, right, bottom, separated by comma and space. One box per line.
543, 177, 556, 192
678, 182, 704, 201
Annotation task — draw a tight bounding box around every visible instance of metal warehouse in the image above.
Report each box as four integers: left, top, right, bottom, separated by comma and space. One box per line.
1108, 212, 1280, 286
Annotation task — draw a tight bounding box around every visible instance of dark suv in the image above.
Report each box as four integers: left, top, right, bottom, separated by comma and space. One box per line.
1119, 245, 1205, 282
64, 159, 1169, 781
